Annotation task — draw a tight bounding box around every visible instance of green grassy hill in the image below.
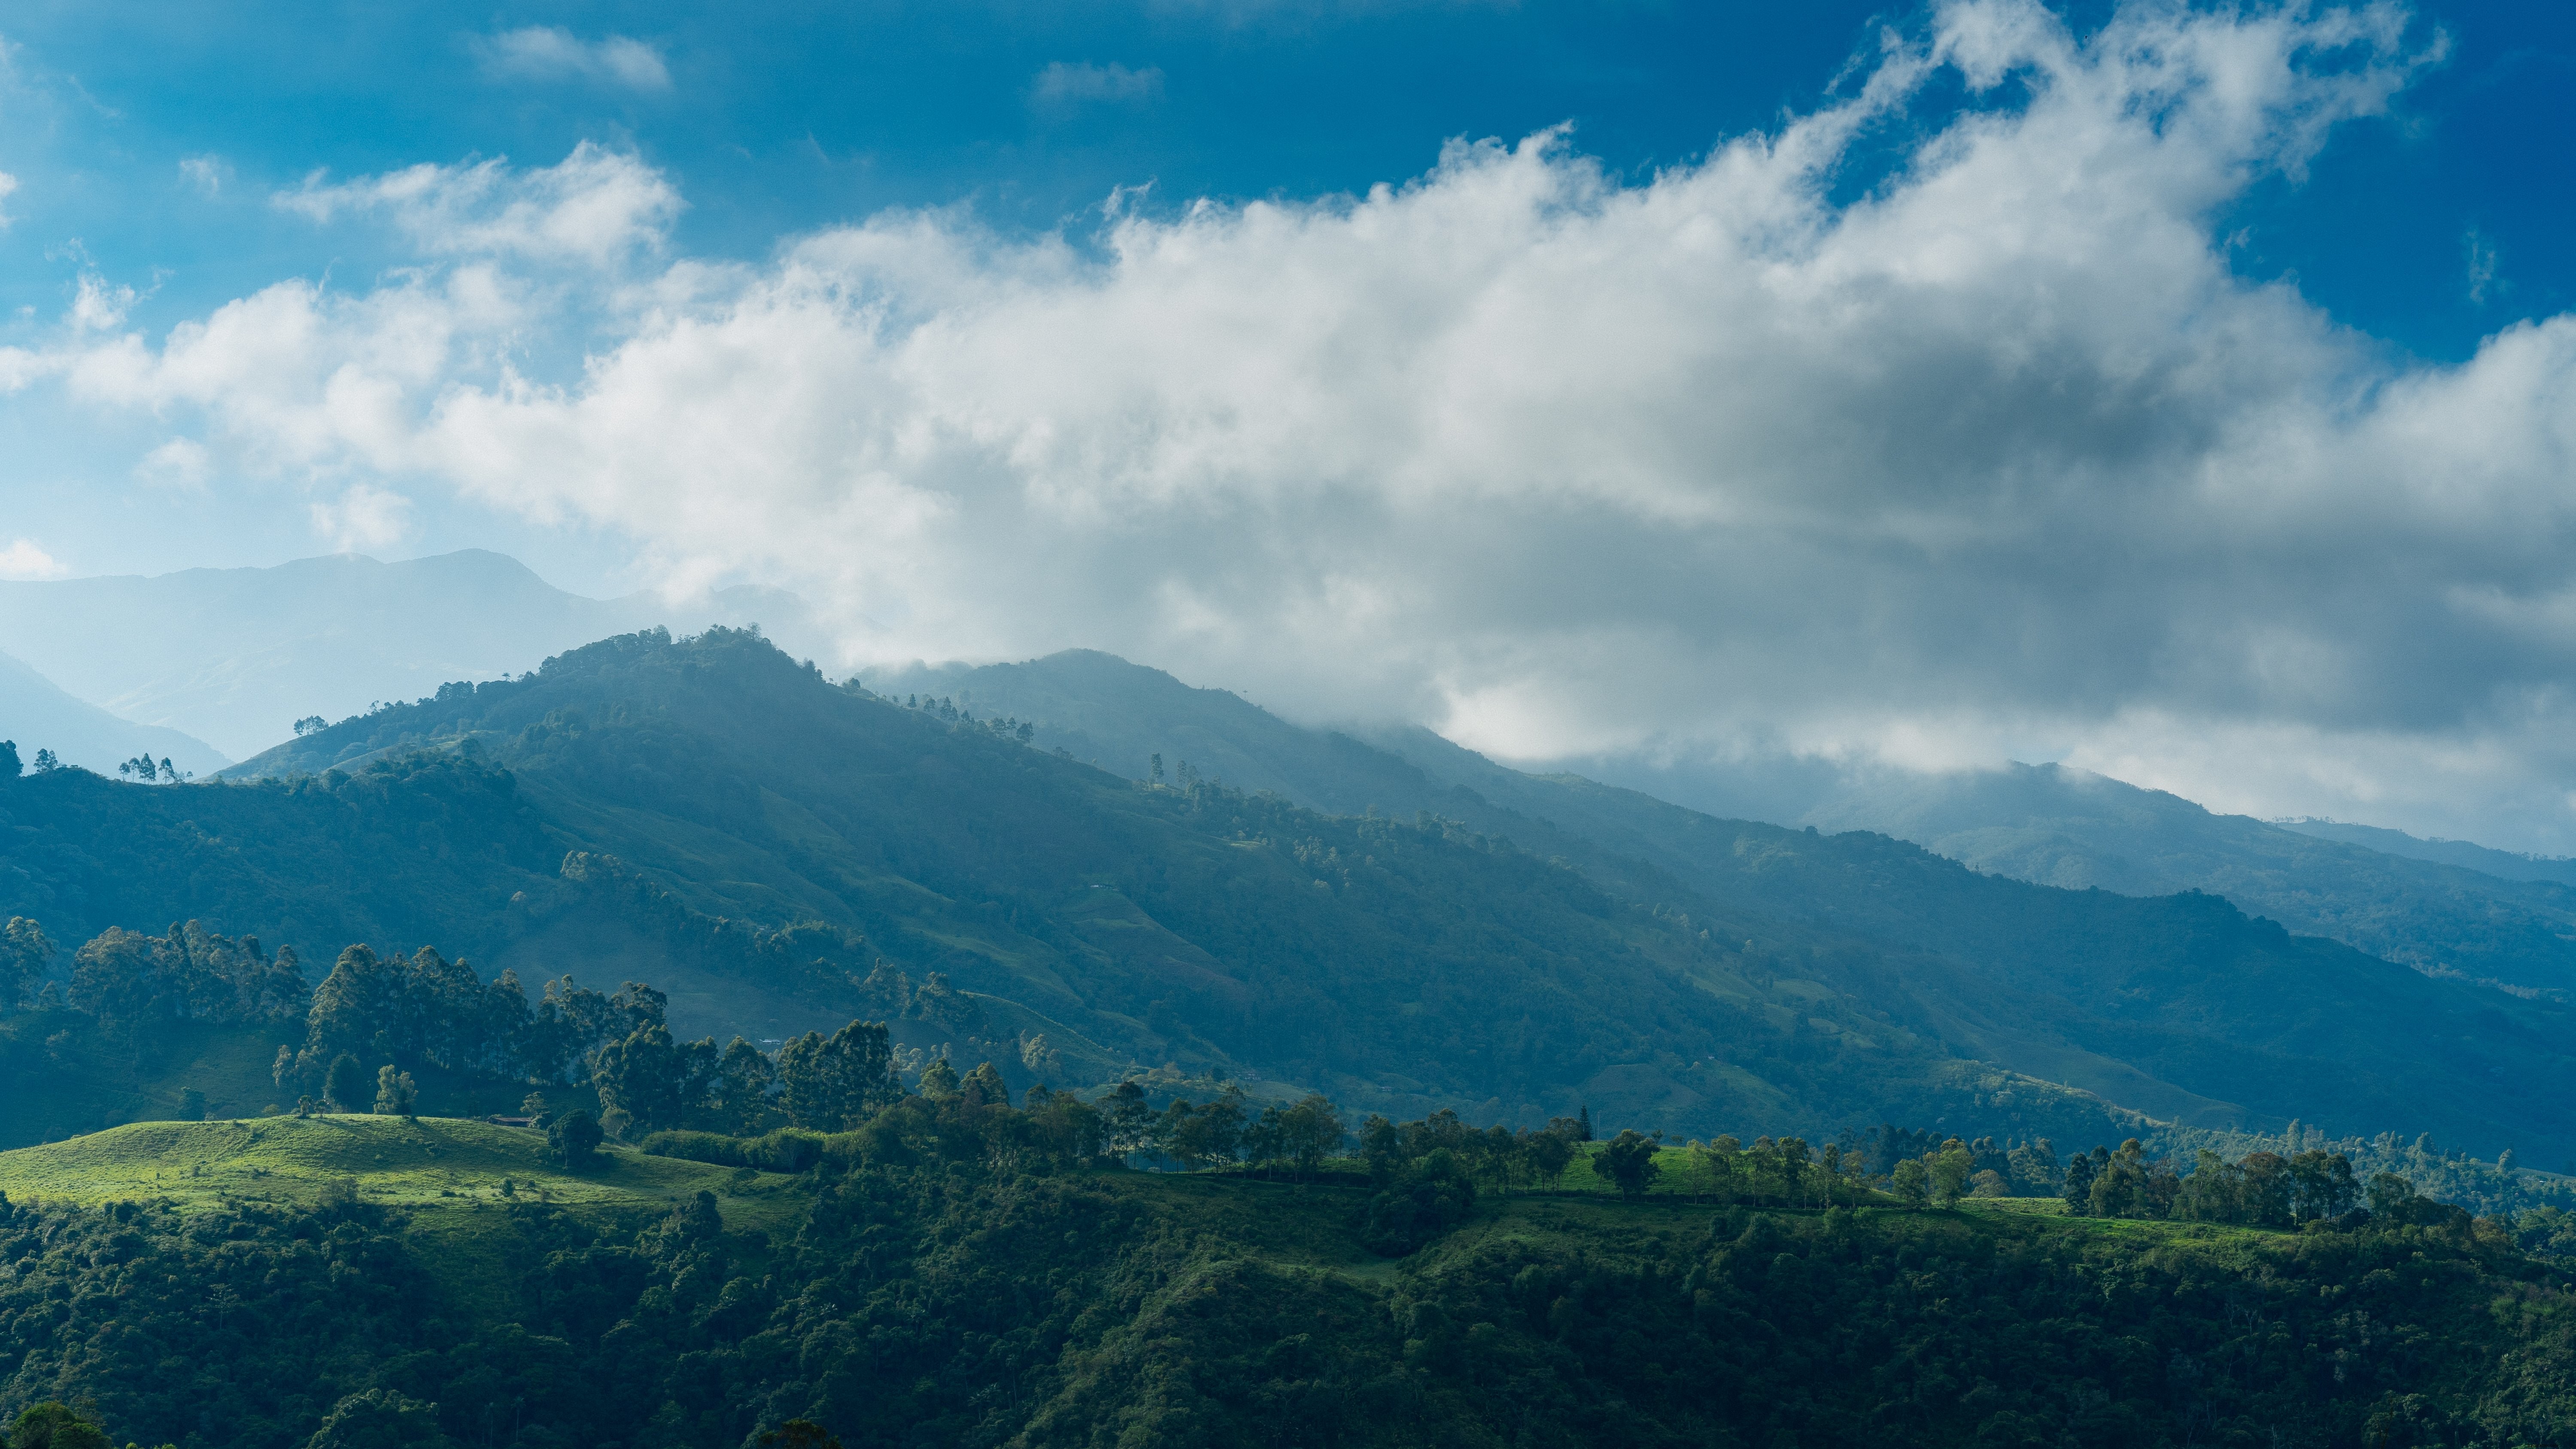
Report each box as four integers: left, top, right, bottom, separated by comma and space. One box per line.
0, 1115, 765, 1216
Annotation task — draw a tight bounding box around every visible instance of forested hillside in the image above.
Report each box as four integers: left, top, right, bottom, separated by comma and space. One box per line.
2, 1100, 2573, 1449
880, 652, 2576, 1002
5, 628, 2573, 1162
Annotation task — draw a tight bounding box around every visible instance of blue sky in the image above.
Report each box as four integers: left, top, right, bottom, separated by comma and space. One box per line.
5, 0, 2576, 846
6, 1, 2563, 381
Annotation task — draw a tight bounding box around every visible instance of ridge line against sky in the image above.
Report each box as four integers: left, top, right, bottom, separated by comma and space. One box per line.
4, 0, 2576, 851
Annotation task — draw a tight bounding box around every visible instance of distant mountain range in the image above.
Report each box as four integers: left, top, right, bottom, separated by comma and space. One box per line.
0, 651, 231, 779
869, 652, 2576, 1002
0, 550, 826, 761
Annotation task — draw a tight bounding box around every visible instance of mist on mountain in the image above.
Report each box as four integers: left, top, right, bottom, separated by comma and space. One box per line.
0, 551, 829, 761
0, 650, 231, 779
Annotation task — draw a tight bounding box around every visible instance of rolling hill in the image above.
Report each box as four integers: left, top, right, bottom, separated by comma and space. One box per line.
3, 628, 2570, 1162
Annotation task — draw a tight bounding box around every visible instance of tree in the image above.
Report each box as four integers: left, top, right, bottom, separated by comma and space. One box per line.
179, 1088, 208, 1122
1598, 1129, 1662, 1201
2008, 1138, 2060, 1194
593, 1022, 717, 1133
778, 1020, 896, 1129
0, 917, 54, 1012
374, 1065, 419, 1118
2090, 1140, 2151, 1218
1270, 1093, 1345, 1177
2288, 1149, 2359, 1221
0, 740, 17, 777
1892, 1158, 1929, 1207
1161, 1092, 1247, 1170
8, 1404, 111, 1449
1361, 1148, 1476, 1255
1525, 1125, 1577, 1188
301, 1388, 450, 1449
916, 1056, 961, 1100
293, 716, 328, 737
960, 1061, 1010, 1107
548, 1109, 604, 1168
1103, 1080, 1153, 1158
1928, 1139, 1974, 1207
323, 1053, 368, 1113
709, 1037, 778, 1132
2062, 1146, 2105, 1215
31, 749, 57, 771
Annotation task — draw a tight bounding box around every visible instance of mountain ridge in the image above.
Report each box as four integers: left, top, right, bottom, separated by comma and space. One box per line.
46, 627, 2564, 1162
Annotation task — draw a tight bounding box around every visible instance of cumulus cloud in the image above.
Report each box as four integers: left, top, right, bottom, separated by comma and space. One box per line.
135, 437, 211, 490
472, 27, 671, 91
43, 0, 2576, 848
310, 483, 413, 552
0, 539, 67, 581
273, 142, 681, 264
1030, 61, 1166, 112
0, 171, 16, 226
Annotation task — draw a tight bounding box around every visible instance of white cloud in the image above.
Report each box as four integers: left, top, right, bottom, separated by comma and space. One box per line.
179, 155, 228, 197
1030, 61, 1165, 111
135, 437, 211, 489
274, 142, 681, 264
310, 483, 413, 552
0, 539, 67, 581
48, 0, 2576, 849
0, 171, 16, 226
473, 27, 671, 91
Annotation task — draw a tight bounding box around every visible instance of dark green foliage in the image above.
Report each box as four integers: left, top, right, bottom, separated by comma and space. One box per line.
372, 1066, 418, 1118
322, 1055, 367, 1114
1595, 1129, 1661, 1200
299, 1390, 450, 1449
66, 922, 302, 1032
0, 919, 48, 1012
545, 1109, 601, 1168
6, 1135, 2575, 1449
639, 1127, 824, 1173
775, 1020, 894, 1131
1362, 1149, 1477, 1256
7, 1404, 110, 1449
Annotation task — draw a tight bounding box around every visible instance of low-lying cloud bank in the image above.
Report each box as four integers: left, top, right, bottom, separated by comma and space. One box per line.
16, 0, 2576, 849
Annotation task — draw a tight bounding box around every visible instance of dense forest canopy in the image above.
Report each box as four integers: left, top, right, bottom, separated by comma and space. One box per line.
2, 1076, 2574, 1449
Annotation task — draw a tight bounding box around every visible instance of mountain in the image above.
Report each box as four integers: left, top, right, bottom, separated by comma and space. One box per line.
0, 550, 828, 761
866, 649, 2576, 1159
8, 628, 2569, 1163
1774, 762, 2576, 998
0, 650, 231, 778
2275, 815, 2576, 888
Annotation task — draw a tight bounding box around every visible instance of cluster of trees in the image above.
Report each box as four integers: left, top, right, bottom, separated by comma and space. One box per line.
114, 756, 188, 785
0, 918, 309, 1028
0, 742, 60, 778
893, 693, 1036, 744
268, 943, 911, 1141
273, 944, 663, 1091
2054, 1140, 2356, 1223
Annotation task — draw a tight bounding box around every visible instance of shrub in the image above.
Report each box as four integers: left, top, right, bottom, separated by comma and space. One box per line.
641, 1127, 822, 1173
